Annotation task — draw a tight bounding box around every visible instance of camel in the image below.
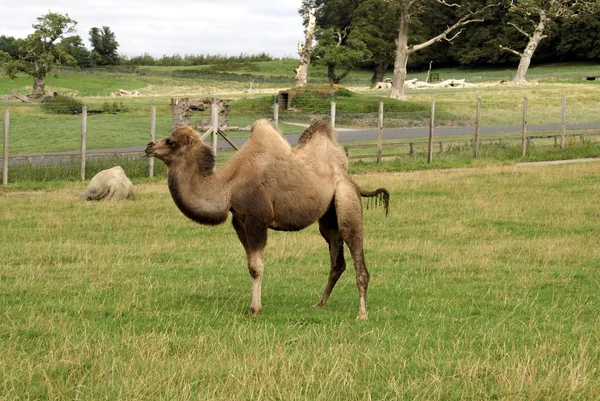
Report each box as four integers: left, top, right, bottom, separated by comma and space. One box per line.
145, 120, 389, 319
81, 166, 134, 201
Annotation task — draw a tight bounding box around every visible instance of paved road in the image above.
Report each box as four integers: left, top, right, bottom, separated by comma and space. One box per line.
5, 123, 600, 165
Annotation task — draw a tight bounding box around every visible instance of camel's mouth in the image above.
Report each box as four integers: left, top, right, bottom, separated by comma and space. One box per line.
145, 142, 157, 157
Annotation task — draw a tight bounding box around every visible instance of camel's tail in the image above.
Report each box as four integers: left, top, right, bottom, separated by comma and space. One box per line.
359, 187, 390, 216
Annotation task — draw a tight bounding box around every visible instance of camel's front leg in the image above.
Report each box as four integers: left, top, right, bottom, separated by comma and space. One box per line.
245, 218, 268, 316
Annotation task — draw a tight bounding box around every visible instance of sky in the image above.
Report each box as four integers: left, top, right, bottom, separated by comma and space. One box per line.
0, 0, 306, 58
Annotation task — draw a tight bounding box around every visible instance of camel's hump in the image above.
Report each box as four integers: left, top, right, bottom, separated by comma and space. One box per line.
297, 121, 336, 145
247, 119, 291, 154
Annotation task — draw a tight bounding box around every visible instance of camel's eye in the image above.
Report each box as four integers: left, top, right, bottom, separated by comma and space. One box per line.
165, 138, 175, 147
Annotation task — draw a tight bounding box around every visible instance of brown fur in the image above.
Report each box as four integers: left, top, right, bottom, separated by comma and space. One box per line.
146, 120, 389, 319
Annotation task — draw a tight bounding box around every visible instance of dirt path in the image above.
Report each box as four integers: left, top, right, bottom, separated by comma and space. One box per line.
516, 158, 600, 167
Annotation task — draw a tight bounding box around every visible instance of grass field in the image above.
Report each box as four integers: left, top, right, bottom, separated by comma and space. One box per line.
1, 162, 599, 400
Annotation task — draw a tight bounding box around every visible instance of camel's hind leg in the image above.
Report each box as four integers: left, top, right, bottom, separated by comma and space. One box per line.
335, 182, 370, 320
314, 206, 346, 308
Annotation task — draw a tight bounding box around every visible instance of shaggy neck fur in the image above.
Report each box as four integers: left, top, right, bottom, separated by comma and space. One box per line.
166, 145, 230, 225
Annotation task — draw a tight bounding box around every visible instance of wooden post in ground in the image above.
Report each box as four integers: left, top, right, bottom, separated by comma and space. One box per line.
273, 96, 279, 129
211, 99, 219, 156
560, 94, 566, 150
521, 96, 528, 157
81, 105, 87, 181
149, 104, 156, 178
330, 101, 336, 130
474, 96, 481, 158
428, 99, 435, 163
376, 101, 383, 164
2, 106, 8, 186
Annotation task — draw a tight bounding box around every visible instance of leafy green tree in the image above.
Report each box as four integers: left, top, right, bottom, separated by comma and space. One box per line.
312, 27, 371, 83
0, 12, 77, 98
556, 15, 600, 60
0, 35, 16, 58
89, 26, 120, 65
59, 35, 93, 68
351, 0, 401, 87
303, 0, 367, 83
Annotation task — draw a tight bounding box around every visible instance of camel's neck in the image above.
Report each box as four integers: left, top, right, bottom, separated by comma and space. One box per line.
167, 157, 230, 226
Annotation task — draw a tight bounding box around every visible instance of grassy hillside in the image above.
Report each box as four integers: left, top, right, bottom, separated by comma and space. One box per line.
2, 61, 598, 98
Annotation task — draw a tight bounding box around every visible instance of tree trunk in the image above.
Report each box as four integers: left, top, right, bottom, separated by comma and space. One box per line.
370, 62, 389, 88
171, 98, 190, 130
295, 8, 316, 87
390, 9, 410, 100
514, 10, 548, 84
327, 64, 351, 84
31, 76, 46, 98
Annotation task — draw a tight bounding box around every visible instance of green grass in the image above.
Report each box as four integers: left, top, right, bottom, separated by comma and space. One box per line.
1, 63, 599, 157
1, 162, 599, 400
0, 74, 146, 97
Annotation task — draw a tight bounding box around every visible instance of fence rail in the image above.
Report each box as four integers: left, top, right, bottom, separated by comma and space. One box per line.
1, 92, 599, 184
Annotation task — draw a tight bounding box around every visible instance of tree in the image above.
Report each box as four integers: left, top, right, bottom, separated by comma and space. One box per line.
499, 0, 600, 84
59, 35, 93, 68
302, 0, 367, 83
312, 27, 371, 83
390, 0, 493, 100
89, 26, 120, 66
1, 12, 77, 98
295, 7, 317, 87
351, 0, 402, 87
0, 35, 16, 58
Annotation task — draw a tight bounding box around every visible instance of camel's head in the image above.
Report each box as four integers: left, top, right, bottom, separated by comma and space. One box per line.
146, 126, 202, 166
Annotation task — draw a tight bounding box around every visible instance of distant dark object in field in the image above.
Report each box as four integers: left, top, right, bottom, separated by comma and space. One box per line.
71, 109, 102, 115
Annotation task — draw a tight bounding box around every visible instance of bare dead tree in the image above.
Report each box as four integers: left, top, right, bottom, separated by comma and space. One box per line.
499, 0, 599, 84
294, 8, 317, 87
390, 0, 495, 100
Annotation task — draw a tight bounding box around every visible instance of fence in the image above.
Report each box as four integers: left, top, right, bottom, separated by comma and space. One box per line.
1, 88, 599, 185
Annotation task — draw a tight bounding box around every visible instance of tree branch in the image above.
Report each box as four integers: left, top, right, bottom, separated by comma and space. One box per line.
408, 3, 497, 53
507, 22, 532, 39
436, 0, 461, 8
499, 45, 523, 57
410, 17, 482, 53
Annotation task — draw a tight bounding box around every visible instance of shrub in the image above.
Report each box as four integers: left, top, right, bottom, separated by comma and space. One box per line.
101, 101, 129, 113
41, 95, 84, 115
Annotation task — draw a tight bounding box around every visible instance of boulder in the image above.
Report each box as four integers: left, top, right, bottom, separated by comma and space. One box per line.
81, 166, 134, 201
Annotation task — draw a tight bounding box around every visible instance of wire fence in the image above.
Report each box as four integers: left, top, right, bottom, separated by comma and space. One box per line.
1, 87, 599, 185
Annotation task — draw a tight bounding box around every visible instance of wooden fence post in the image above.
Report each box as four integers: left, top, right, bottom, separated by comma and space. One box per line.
273, 96, 279, 129
474, 96, 481, 158
2, 105, 8, 186
521, 96, 528, 157
428, 99, 435, 163
330, 90, 336, 130
149, 103, 156, 178
211, 99, 218, 155
560, 94, 566, 150
81, 105, 87, 181
376, 101, 383, 164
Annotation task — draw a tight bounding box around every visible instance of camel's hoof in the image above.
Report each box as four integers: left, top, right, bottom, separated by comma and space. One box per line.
356, 312, 368, 320
249, 306, 262, 316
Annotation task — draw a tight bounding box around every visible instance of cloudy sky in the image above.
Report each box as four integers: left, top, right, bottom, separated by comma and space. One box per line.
0, 0, 305, 58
